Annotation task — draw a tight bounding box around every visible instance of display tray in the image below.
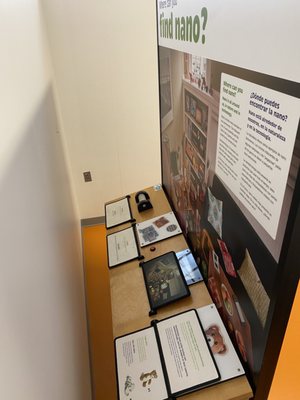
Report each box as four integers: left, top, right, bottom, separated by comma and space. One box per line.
140, 251, 190, 315
114, 309, 220, 400
105, 195, 135, 229
136, 211, 182, 247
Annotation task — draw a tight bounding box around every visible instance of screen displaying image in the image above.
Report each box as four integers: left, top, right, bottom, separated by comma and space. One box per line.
142, 252, 190, 310
176, 248, 203, 285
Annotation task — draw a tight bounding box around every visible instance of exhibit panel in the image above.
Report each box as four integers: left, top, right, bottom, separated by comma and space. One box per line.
157, 1, 300, 398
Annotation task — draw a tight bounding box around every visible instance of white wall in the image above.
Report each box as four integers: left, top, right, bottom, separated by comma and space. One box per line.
41, 0, 161, 218
0, 2, 91, 399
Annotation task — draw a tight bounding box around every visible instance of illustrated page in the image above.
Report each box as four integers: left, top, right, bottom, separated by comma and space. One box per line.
107, 227, 139, 267
115, 327, 168, 400
105, 197, 131, 228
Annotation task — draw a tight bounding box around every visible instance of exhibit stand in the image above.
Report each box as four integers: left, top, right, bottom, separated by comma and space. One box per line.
107, 186, 252, 400
156, 1, 300, 398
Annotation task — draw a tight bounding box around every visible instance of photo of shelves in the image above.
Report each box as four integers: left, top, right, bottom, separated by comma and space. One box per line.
185, 90, 209, 134
186, 118, 207, 161
185, 136, 206, 178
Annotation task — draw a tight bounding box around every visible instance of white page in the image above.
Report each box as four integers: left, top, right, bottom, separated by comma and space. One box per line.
105, 197, 131, 228
107, 227, 139, 267
115, 327, 168, 400
156, 310, 219, 395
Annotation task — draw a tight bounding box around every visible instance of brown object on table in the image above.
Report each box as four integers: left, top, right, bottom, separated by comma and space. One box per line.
108, 186, 253, 400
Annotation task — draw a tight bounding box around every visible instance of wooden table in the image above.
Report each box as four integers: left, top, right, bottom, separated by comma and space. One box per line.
109, 186, 253, 400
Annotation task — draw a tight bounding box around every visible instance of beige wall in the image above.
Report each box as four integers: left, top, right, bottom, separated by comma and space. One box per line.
41, 0, 161, 218
0, 2, 91, 399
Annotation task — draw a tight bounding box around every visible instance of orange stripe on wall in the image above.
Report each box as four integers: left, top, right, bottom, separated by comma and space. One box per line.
268, 280, 300, 400
82, 224, 117, 400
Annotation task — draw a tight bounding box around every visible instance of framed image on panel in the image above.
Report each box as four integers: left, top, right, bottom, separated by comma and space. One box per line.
107, 226, 140, 268
141, 251, 190, 313
105, 196, 133, 229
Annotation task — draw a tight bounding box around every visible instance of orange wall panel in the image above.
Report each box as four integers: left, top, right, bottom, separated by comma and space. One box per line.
82, 225, 117, 400
268, 280, 300, 400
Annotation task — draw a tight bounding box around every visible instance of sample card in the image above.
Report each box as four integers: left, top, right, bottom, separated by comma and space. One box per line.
107, 226, 139, 268
215, 73, 300, 239
136, 212, 182, 247
105, 197, 132, 228
115, 327, 168, 400
176, 249, 203, 285
197, 304, 245, 382
157, 310, 220, 395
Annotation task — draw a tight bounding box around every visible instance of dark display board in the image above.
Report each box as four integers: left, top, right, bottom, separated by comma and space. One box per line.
156, 1, 300, 398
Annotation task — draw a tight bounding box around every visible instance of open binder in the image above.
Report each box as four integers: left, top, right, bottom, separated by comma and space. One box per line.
114, 309, 220, 399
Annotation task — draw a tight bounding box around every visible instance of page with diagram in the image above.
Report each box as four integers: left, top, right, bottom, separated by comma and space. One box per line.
115, 326, 168, 400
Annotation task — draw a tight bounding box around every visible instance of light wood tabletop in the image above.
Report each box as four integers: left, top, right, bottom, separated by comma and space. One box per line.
108, 186, 253, 400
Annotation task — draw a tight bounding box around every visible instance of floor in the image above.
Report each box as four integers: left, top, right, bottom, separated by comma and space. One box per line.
81, 224, 117, 400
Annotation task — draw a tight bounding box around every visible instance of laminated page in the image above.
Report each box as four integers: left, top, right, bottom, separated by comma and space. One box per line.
107, 226, 139, 267
156, 309, 220, 396
115, 327, 168, 400
105, 196, 132, 228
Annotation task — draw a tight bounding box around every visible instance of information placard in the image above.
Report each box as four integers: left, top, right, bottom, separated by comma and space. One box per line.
105, 196, 133, 229
107, 226, 139, 268
215, 73, 300, 239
